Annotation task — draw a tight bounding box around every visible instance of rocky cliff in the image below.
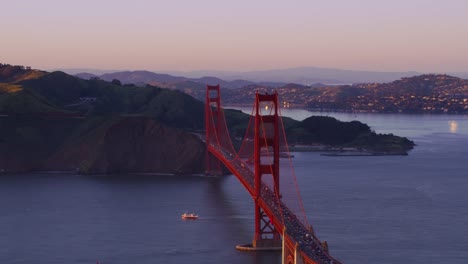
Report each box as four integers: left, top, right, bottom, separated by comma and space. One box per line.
45, 116, 205, 174
0, 116, 205, 174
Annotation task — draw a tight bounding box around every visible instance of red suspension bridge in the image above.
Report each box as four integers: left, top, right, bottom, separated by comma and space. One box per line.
205, 85, 342, 264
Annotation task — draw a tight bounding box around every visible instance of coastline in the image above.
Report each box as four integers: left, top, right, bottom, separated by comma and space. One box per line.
289, 144, 410, 156
0, 170, 209, 177
320, 151, 408, 157
225, 105, 468, 115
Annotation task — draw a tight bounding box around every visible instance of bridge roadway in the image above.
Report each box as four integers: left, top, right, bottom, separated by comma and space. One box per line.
208, 144, 340, 264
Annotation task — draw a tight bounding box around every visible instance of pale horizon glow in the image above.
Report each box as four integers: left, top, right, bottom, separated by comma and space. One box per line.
1, 0, 468, 73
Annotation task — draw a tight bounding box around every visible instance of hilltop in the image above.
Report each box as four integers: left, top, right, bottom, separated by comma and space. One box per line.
348, 74, 468, 113
0, 63, 47, 83
0, 63, 414, 174
218, 74, 468, 113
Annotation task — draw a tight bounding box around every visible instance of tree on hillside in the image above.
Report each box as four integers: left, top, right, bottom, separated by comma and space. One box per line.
111, 79, 122, 86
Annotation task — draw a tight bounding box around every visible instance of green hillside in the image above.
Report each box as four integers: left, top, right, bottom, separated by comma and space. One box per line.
0, 87, 62, 113
0, 65, 207, 130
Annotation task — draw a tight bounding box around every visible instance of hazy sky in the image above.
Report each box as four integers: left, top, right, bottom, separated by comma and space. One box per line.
2, 0, 468, 73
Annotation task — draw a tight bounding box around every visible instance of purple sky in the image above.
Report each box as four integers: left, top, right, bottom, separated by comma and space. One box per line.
2, 0, 468, 72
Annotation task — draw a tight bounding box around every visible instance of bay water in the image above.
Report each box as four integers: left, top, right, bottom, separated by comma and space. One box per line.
1, 110, 467, 264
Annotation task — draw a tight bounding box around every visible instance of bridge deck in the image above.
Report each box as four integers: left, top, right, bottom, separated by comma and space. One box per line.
208, 145, 340, 264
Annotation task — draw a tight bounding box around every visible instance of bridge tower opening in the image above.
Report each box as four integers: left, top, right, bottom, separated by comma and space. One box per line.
205, 84, 223, 176
253, 91, 282, 248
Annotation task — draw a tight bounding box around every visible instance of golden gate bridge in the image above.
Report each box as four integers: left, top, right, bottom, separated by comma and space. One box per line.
205, 85, 342, 264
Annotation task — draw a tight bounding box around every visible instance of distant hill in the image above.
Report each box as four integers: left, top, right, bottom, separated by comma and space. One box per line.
451, 72, 468, 79
99, 70, 187, 84
74, 67, 421, 88
74, 72, 96, 80
162, 66, 423, 85
75, 70, 263, 89
52, 68, 117, 75
66, 65, 468, 86
214, 74, 468, 113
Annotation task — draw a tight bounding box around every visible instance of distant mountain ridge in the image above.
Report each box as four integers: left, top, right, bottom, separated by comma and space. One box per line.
75, 70, 286, 89
163, 67, 468, 84
72, 66, 468, 87
164, 67, 422, 84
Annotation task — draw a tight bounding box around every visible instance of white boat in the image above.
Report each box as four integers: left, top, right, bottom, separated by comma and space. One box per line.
181, 212, 199, 220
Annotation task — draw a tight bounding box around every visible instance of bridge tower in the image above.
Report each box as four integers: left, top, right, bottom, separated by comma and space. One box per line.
205, 84, 223, 176
253, 91, 282, 248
